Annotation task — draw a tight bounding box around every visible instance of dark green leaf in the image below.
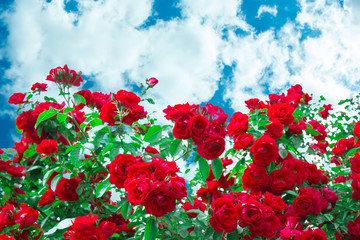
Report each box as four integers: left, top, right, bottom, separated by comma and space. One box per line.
198, 157, 210, 181
65, 143, 83, 154
227, 233, 239, 240
144, 126, 162, 143
145, 98, 155, 104
213, 230, 223, 240
121, 201, 132, 220
144, 217, 158, 240
346, 147, 360, 157
338, 99, 351, 105
70, 147, 81, 166
211, 158, 223, 181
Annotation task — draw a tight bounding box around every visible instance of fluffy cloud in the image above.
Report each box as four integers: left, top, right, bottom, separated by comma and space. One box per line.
1, 0, 360, 120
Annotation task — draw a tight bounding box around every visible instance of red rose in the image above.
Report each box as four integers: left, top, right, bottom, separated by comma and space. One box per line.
227, 112, 249, 137
64, 213, 105, 240
319, 104, 332, 119
5, 165, 26, 178
169, 175, 187, 201
90, 92, 112, 111
282, 159, 309, 185
0, 205, 15, 231
197, 135, 225, 160
245, 98, 260, 110
73, 89, 92, 110
294, 228, 328, 240
238, 199, 265, 228
269, 167, 295, 195
107, 154, 136, 188
8, 93, 28, 105
242, 164, 269, 193
267, 102, 295, 126
121, 104, 147, 125
124, 176, 152, 205
38, 189, 55, 206
31, 82, 47, 92
354, 121, 360, 138
143, 182, 176, 217
36, 139, 58, 156
114, 90, 140, 108
163, 103, 198, 121
46, 64, 83, 87
99, 221, 117, 239
263, 192, 287, 212
352, 173, 360, 200
209, 198, 238, 233
265, 119, 283, 140
347, 215, 360, 239
13, 204, 39, 229
196, 181, 222, 204
99, 101, 118, 126
173, 113, 194, 139
188, 114, 208, 144
55, 177, 82, 202
152, 157, 179, 181
0, 234, 15, 239
288, 120, 307, 135
182, 199, 206, 218
351, 153, 360, 173
206, 121, 226, 138
293, 187, 322, 217
233, 133, 254, 151
126, 162, 153, 181
308, 120, 327, 141
144, 146, 160, 154
147, 77, 159, 87
250, 135, 279, 167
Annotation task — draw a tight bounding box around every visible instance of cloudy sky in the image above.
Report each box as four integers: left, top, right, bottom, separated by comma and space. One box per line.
0, 0, 359, 148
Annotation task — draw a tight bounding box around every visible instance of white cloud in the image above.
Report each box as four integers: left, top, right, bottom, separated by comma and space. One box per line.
1, 0, 360, 123
256, 5, 278, 18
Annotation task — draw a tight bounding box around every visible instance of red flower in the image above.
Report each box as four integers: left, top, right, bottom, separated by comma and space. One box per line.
188, 114, 208, 144
233, 133, 254, 151
227, 112, 249, 137
169, 175, 188, 201
263, 192, 287, 212
64, 213, 105, 240
347, 215, 360, 239
99, 101, 118, 126
197, 135, 225, 160
250, 135, 279, 167
293, 187, 322, 217
267, 102, 295, 126
308, 120, 327, 141
121, 104, 147, 125
144, 146, 160, 154
124, 176, 152, 205
269, 167, 295, 195
143, 182, 176, 217
147, 77, 159, 87
46, 64, 83, 87
354, 121, 360, 138
173, 113, 194, 139
209, 198, 238, 233
13, 204, 39, 229
38, 189, 56, 206
319, 104, 332, 119
55, 177, 82, 202
114, 90, 140, 108
294, 228, 328, 240
31, 83, 47, 92
8, 93, 28, 105
352, 173, 360, 200
107, 154, 136, 188
36, 139, 58, 156
182, 199, 206, 218
351, 153, 360, 173
163, 103, 198, 121
242, 164, 269, 193
288, 120, 307, 135
265, 119, 283, 140
5, 165, 26, 178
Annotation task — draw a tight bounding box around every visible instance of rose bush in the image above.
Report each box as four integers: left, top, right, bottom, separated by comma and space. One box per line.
0, 65, 360, 239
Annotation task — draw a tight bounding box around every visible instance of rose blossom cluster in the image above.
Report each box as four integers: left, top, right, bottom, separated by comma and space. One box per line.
0, 203, 41, 240
107, 153, 187, 217
46, 64, 83, 87
163, 103, 228, 160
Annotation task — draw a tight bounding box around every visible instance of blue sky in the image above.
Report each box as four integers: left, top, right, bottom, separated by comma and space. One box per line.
0, 0, 360, 148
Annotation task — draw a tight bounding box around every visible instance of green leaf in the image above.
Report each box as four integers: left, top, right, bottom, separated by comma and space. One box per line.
346, 147, 360, 157
211, 158, 223, 181
65, 143, 83, 154
338, 99, 351, 105
73, 94, 86, 105
35, 107, 60, 129
204, 228, 214, 240
121, 201, 132, 220
170, 139, 182, 157
145, 98, 155, 104
95, 178, 111, 198
70, 147, 81, 166
44, 96, 58, 103
198, 157, 210, 181
144, 125, 162, 143
50, 174, 62, 191
90, 119, 103, 127
213, 231, 224, 240
144, 217, 158, 240
63, 107, 74, 114
305, 123, 321, 136
57, 113, 68, 123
